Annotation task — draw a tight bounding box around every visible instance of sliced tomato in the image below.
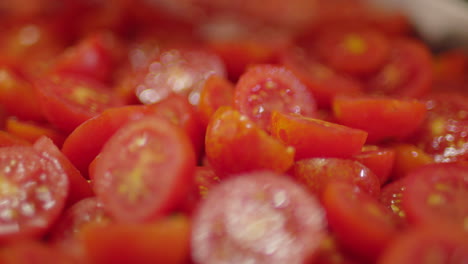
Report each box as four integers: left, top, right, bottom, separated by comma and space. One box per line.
366, 38, 432, 98
322, 181, 399, 261
413, 91, 468, 163
379, 178, 408, 225
333, 95, 427, 143
205, 107, 295, 177
81, 215, 190, 264
35, 74, 124, 133
0, 66, 44, 121
270, 111, 367, 160
311, 233, 361, 264
292, 157, 380, 198
92, 117, 196, 223
313, 26, 390, 76
353, 145, 395, 185
133, 47, 226, 105
432, 49, 468, 86
378, 227, 468, 264
234, 64, 317, 131
49, 32, 123, 84
401, 163, 468, 232
197, 74, 234, 127
191, 171, 326, 264
280, 49, 363, 108
48, 197, 111, 246
62, 105, 149, 178
389, 143, 433, 180
0, 145, 68, 241
6, 118, 66, 148
33, 136, 93, 207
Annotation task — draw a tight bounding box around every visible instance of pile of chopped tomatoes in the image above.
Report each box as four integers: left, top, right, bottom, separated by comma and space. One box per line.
0, 0, 466, 263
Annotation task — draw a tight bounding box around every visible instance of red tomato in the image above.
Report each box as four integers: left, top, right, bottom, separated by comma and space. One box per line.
81, 215, 191, 264
270, 111, 367, 160
205, 107, 295, 177
293, 157, 380, 198
379, 178, 408, 224
313, 26, 390, 76
132, 48, 226, 105
0, 239, 76, 264
35, 74, 124, 133
0, 131, 30, 147
33, 136, 93, 207
92, 117, 196, 223
0, 145, 68, 241
378, 227, 468, 264
322, 181, 399, 261
191, 171, 327, 264
402, 163, 468, 232
353, 145, 395, 185
333, 95, 427, 143
367, 38, 433, 98
48, 197, 111, 245
0, 66, 44, 121
197, 74, 234, 127
234, 64, 317, 131
311, 233, 361, 264
280, 49, 363, 108
6, 118, 66, 148
390, 143, 433, 180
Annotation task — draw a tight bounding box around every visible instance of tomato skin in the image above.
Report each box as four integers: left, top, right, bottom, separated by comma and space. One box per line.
197, 74, 234, 127
0, 130, 30, 147
33, 136, 93, 207
270, 111, 367, 160
205, 107, 295, 177
191, 171, 327, 264
0, 146, 69, 242
93, 117, 196, 223
0, 239, 76, 264
379, 178, 408, 225
401, 163, 468, 232
367, 38, 432, 98
390, 143, 433, 180
322, 182, 399, 261
377, 227, 468, 264
333, 95, 427, 143
35, 74, 124, 133
6, 118, 66, 148
280, 49, 363, 108
81, 215, 191, 264
234, 64, 317, 131
314, 26, 390, 76
293, 157, 380, 198
353, 145, 395, 185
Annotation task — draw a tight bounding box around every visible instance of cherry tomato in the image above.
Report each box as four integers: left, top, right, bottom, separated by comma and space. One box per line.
205, 107, 295, 177
234, 64, 317, 131
379, 178, 408, 224
92, 117, 196, 223
353, 145, 395, 185
322, 182, 399, 261
191, 170, 327, 264
197, 74, 234, 127
5, 117, 66, 148
390, 143, 433, 180
0, 239, 76, 264
402, 163, 468, 232
293, 157, 380, 198
0, 131, 30, 147
270, 111, 367, 160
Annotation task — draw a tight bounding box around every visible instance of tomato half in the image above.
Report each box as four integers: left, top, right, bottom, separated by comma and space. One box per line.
0, 145, 68, 241
191, 171, 326, 264
197, 74, 234, 127
6, 118, 66, 148
333, 95, 427, 143
35, 74, 124, 133
205, 107, 295, 177
92, 117, 196, 223
270, 111, 367, 160
401, 163, 468, 232
293, 157, 380, 198
322, 181, 399, 261
0, 240, 76, 264
234, 64, 317, 131
353, 145, 395, 185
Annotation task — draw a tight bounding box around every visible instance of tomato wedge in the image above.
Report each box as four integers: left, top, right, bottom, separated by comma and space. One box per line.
92, 117, 196, 223
205, 107, 295, 177
0, 145, 69, 241
402, 163, 468, 232
353, 145, 395, 185
293, 157, 380, 198
191, 171, 326, 264
322, 182, 399, 261
270, 111, 367, 160
333, 95, 427, 143
197, 74, 234, 127
234, 64, 317, 131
